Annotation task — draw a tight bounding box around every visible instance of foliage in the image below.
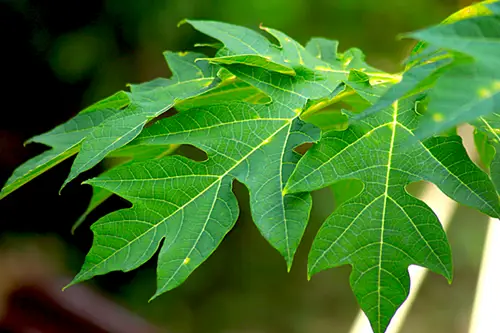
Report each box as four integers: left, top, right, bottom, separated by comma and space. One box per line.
2, 2, 500, 332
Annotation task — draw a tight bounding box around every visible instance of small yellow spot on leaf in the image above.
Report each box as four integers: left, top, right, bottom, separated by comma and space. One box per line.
294, 108, 302, 115
478, 88, 492, 98
178, 51, 188, 56
284, 59, 290, 63
284, 37, 291, 42
263, 138, 272, 145
183, 257, 191, 265
432, 113, 444, 122
314, 65, 331, 72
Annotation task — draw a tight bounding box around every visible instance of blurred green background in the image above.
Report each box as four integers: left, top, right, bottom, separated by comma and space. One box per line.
0, 0, 490, 332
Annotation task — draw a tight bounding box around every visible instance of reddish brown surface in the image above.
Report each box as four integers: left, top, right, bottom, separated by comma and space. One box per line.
0, 278, 161, 333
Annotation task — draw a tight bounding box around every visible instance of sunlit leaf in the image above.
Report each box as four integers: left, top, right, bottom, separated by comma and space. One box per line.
286, 94, 500, 333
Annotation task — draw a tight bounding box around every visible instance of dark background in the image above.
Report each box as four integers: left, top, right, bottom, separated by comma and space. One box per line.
0, 1, 489, 332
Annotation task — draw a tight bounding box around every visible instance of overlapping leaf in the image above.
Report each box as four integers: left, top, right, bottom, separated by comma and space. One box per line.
285, 94, 500, 332
68, 21, 401, 298
68, 100, 320, 296
362, 1, 500, 139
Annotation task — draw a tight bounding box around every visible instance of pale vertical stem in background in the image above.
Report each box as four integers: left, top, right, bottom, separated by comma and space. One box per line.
468, 217, 500, 333
349, 184, 458, 333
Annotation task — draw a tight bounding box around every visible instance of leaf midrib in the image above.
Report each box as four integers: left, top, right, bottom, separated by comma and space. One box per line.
376, 101, 398, 332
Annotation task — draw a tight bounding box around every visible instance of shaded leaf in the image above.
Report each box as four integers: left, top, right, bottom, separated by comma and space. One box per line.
406, 16, 500, 67
414, 61, 500, 138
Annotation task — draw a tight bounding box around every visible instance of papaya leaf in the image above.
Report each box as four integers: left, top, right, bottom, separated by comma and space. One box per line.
61, 52, 220, 189
0, 91, 129, 199
66, 50, 346, 297
285, 94, 500, 332
68, 101, 320, 295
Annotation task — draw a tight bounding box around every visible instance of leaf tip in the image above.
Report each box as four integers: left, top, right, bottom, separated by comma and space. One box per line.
259, 22, 269, 31
71, 216, 86, 234
58, 183, 67, 196
149, 291, 163, 303
62, 279, 78, 291
285, 258, 293, 273
177, 19, 188, 28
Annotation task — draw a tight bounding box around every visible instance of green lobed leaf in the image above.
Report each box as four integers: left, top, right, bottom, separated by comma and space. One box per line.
67, 25, 421, 325
69, 101, 320, 294
285, 94, 500, 332
0, 91, 129, 199
61, 52, 220, 189
67, 46, 350, 296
